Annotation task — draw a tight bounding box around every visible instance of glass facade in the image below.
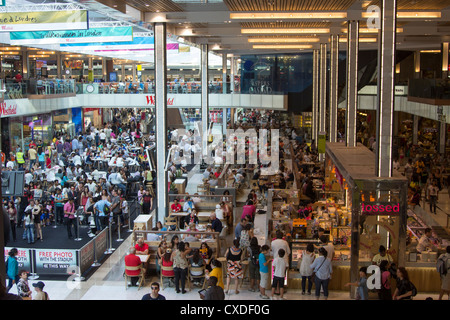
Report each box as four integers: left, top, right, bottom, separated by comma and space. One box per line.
240, 53, 314, 94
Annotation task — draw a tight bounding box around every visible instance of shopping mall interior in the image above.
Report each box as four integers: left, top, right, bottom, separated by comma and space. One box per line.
1, 0, 450, 304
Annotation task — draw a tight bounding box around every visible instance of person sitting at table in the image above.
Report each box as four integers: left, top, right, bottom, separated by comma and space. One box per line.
185, 223, 201, 242
189, 249, 205, 286
170, 235, 180, 249
183, 209, 199, 229
183, 196, 194, 212
209, 212, 223, 233
171, 199, 182, 213
135, 237, 149, 255
125, 247, 144, 287
146, 227, 162, 241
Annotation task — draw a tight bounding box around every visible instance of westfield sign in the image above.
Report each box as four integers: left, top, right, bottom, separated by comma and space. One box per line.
0, 102, 17, 116
146, 95, 174, 106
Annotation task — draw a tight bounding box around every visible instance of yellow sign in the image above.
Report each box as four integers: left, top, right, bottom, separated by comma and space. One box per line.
0, 10, 88, 32
137, 65, 142, 71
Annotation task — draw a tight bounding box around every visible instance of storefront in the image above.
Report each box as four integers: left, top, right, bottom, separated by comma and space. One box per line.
83, 108, 104, 129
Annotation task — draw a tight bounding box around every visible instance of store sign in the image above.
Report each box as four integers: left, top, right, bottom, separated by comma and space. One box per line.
64, 60, 83, 69
146, 95, 174, 106
0, 101, 17, 116
0, 10, 88, 32
361, 202, 400, 215
10, 26, 133, 45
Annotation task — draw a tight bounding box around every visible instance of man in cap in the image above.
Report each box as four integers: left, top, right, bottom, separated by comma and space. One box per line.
32, 281, 49, 300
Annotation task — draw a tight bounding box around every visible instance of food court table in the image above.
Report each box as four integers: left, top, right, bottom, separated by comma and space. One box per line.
170, 211, 189, 229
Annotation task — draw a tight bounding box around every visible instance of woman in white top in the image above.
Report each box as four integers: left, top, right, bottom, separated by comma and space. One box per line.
299, 243, 315, 295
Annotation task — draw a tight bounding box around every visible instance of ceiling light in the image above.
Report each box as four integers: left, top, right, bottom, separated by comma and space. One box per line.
420, 50, 441, 53
252, 44, 313, 49
231, 12, 346, 20
362, 11, 441, 19
242, 28, 330, 34
248, 37, 320, 43
339, 38, 377, 43
342, 28, 403, 33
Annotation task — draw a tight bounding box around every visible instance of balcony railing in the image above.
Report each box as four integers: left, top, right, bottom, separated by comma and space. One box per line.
408, 78, 450, 104
4, 79, 76, 99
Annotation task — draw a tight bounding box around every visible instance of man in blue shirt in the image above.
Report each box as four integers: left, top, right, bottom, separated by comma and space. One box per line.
94, 199, 112, 231
209, 212, 223, 233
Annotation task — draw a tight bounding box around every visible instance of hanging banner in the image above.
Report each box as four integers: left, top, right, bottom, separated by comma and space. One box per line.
0, 10, 88, 32
10, 26, 132, 45
318, 131, 326, 154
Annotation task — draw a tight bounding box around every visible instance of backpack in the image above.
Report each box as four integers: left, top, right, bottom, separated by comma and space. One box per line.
250, 247, 260, 266
436, 255, 449, 276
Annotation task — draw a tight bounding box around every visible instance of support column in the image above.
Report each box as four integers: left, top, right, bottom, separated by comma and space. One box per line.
441, 42, 449, 79
412, 115, 419, 145
222, 53, 227, 94
439, 121, 447, 154
375, 0, 397, 178
121, 64, 125, 81
414, 50, 421, 79
319, 43, 327, 160
102, 58, 107, 81
201, 44, 209, 157
312, 49, 319, 146
22, 50, 29, 79
346, 20, 359, 148
230, 56, 235, 93
154, 22, 168, 224
56, 53, 62, 79
329, 35, 339, 143
88, 57, 93, 82
132, 63, 137, 82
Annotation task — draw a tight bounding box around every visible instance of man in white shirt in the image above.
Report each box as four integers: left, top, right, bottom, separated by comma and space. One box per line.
320, 235, 335, 261
271, 230, 291, 266
417, 228, 434, 253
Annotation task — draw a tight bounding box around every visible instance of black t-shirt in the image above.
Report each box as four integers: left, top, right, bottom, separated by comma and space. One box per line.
396, 279, 413, 300
141, 294, 166, 300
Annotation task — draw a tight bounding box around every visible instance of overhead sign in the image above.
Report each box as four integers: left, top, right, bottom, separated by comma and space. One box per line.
0, 10, 88, 32
10, 26, 133, 45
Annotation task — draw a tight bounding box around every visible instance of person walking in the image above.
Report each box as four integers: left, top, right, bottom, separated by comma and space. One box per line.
32, 281, 49, 300
225, 239, 244, 295
258, 245, 272, 299
299, 243, 315, 295
7, 201, 17, 242
427, 180, 439, 214
5, 248, 19, 293
141, 282, 166, 300
345, 267, 369, 300
202, 276, 225, 300
271, 249, 287, 300
378, 260, 392, 300
438, 246, 450, 300
310, 247, 333, 300
63, 197, 76, 239
392, 267, 415, 300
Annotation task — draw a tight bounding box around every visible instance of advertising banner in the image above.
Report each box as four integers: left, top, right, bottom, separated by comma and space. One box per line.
318, 132, 326, 154
79, 240, 95, 275
10, 26, 133, 45
94, 227, 108, 264
4, 247, 32, 271
0, 10, 88, 32
34, 249, 77, 275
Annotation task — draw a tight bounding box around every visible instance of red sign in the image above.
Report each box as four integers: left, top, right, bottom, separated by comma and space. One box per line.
0, 102, 17, 116
146, 95, 174, 106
